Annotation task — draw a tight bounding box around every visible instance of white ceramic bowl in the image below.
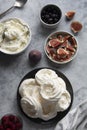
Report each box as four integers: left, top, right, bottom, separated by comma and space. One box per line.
0, 18, 31, 55
40, 4, 62, 29
44, 31, 78, 65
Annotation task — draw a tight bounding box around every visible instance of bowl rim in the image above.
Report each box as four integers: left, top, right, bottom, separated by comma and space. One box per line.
0, 17, 31, 55
40, 4, 62, 27
44, 31, 78, 64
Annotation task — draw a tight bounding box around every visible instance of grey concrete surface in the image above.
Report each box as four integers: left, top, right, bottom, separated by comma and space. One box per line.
0, 0, 87, 130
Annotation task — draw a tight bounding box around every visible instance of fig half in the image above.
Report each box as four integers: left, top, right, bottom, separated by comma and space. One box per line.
65, 11, 75, 20
71, 21, 83, 33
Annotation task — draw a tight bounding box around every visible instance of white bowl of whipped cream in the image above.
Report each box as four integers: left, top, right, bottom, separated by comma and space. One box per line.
18, 68, 73, 122
0, 18, 31, 55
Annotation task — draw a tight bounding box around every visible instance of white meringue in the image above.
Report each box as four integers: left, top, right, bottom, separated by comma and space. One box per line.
57, 77, 66, 89
40, 102, 57, 121
35, 68, 58, 85
40, 77, 66, 102
19, 78, 40, 98
19, 69, 71, 121
21, 96, 41, 118
57, 90, 71, 111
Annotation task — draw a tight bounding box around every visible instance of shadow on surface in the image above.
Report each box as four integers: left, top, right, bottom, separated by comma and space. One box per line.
44, 54, 75, 70
0, 52, 22, 67
39, 22, 60, 37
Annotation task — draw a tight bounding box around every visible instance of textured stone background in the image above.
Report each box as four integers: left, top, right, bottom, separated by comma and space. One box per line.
0, 0, 87, 130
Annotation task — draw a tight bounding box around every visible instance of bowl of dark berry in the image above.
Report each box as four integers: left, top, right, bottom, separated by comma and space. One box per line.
40, 4, 62, 28
44, 31, 78, 64
0, 113, 23, 130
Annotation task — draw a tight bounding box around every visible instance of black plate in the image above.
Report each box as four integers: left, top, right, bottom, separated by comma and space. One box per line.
17, 67, 73, 125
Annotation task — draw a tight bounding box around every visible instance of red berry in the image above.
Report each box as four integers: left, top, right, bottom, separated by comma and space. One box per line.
1, 116, 9, 125
6, 128, 12, 130
15, 123, 22, 130
7, 122, 15, 130
11, 124, 15, 130
9, 115, 15, 122
0, 125, 4, 130
3, 121, 14, 129
14, 116, 20, 123
1, 114, 22, 130
3, 122, 9, 129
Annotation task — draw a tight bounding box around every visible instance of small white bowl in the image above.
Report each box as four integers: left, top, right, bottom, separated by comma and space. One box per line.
40, 4, 62, 29
44, 31, 78, 65
0, 18, 31, 55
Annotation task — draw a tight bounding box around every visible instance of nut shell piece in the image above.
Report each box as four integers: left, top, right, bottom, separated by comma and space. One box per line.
65, 11, 75, 20
71, 21, 83, 33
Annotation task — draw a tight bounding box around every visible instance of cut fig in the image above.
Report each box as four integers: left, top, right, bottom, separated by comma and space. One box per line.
57, 35, 63, 41
71, 21, 83, 33
46, 47, 56, 56
52, 54, 58, 61
69, 36, 77, 48
63, 35, 71, 42
57, 48, 69, 57
67, 44, 75, 52
65, 11, 75, 20
48, 38, 63, 47
60, 41, 68, 48
46, 46, 51, 54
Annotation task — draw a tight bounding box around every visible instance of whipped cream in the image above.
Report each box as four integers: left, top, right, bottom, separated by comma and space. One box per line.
19, 69, 71, 121
0, 18, 30, 53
